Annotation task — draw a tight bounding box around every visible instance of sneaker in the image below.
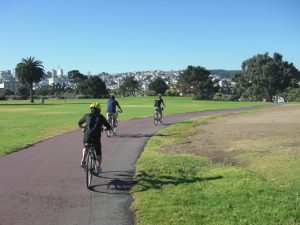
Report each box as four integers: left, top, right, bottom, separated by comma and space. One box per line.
80, 160, 86, 168
94, 165, 102, 174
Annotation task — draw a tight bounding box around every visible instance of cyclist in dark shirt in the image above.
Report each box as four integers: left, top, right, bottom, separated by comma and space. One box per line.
106, 94, 122, 121
78, 102, 111, 174
154, 94, 166, 116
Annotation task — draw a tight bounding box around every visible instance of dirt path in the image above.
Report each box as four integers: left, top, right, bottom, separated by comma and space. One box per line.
179, 104, 300, 165
0, 105, 272, 225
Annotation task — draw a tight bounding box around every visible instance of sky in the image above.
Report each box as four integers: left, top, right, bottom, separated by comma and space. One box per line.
0, 0, 299, 74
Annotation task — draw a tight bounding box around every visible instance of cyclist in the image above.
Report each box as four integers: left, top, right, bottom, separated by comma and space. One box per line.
78, 102, 111, 174
106, 94, 123, 126
154, 94, 166, 118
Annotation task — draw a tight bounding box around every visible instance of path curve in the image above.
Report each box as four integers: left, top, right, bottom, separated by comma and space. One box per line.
0, 106, 271, 225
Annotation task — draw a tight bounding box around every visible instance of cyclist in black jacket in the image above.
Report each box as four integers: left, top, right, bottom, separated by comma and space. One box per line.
154, 94, 166, 117
78, 102, 111, 174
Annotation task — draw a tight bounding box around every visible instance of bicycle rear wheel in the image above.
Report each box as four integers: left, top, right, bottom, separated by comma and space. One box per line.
112, 120, 118, 134
154, 114, 158, 125
86, 150, 94, 189
106, 128, 112, 137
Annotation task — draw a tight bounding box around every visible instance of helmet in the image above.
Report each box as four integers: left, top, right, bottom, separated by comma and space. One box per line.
89, 102, 100, 109
158, 94, 162, 98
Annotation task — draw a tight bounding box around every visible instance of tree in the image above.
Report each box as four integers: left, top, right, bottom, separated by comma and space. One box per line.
241, 52, 300, 101
78, 76, 108, 98
15, 56, 45, 103
67, 70, 87, 87
148, 76, 169, 95
178, 65, 218, 100
119, 76, 140, 96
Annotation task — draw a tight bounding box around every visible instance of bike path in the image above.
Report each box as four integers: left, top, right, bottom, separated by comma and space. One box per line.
0, 106, 271, 225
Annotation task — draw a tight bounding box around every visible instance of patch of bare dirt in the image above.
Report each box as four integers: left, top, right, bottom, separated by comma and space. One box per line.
172, 104, 300, 166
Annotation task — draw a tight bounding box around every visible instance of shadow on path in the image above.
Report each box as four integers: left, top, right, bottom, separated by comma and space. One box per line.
89, 171, 137, 194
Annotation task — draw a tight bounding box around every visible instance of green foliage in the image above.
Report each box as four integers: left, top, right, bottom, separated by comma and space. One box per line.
15, 56, 45, 103
210, 69, 242, 79
78, 76, 108, 98
213, 93, 236, 101
239, 52, 300, 101
178, 65, 218, 100
119, 76, 140, 96
67, 70, 87, 86
148, 76, 169, 95
281, 87, 300, 102
17, 85, 30, 96
165, 88, 179, 96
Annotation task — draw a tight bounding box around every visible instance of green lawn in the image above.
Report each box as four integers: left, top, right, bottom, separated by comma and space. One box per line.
132, 112, 300, 225
0, 97, 269, 155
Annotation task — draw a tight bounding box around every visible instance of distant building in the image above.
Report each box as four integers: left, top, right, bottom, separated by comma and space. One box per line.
57, 68, 64, 78
0, 82, 4, 96
0, 71, 18, 93
49, 69, 58, 85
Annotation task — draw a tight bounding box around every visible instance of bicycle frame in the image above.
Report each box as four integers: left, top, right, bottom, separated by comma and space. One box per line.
106, 112, 119, 137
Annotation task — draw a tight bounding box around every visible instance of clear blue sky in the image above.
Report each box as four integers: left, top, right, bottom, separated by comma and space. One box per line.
1, 0, 299, 74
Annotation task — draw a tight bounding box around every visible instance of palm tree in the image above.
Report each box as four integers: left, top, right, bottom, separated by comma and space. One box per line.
15, 57, 45, 103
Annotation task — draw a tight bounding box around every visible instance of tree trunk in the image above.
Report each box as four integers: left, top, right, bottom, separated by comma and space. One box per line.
30, 83, 34, 103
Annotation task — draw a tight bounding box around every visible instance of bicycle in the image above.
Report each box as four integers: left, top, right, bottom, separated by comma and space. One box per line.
154, 108, 163, 125
106, 111, 121, 137
84, 143, 97, 189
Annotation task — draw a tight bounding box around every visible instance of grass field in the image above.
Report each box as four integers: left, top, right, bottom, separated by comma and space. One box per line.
0, 97, 268, 155
132, 104, 300, 225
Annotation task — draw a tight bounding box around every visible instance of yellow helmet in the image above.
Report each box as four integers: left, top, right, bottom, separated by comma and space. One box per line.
89, 102, 100, 109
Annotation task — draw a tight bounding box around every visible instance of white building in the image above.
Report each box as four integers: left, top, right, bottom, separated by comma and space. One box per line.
0, 82, 4, 96
57, 68, 64, 78
48, 69, 58, 85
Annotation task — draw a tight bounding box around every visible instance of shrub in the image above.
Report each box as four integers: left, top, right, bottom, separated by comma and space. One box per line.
165, 88, 179, 96
12, 95, 27, 100
281, 87, 300, 102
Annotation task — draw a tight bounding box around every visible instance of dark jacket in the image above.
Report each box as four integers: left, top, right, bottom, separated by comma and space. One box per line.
106, 99, 120, 113
78, 112, 111, 142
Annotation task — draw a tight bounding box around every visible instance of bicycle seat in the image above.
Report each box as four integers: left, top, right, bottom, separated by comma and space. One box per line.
84, 143, 94, 147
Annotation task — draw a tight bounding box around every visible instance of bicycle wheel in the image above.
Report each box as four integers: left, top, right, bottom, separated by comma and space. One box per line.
106, 117, 113, 137
86, 150, 93, 189
112, 119, 118, 135
159, 114, 163, 125
106, 128, 112, 137
154, 113, 158, 125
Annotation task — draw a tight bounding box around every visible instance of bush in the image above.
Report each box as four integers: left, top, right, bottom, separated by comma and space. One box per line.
281, 87, 300, 102
165, 88, 179, 96
12, 95, 27, 100
213, 93, 236, 101
145, 90, 156, 96
0, 95, 6, 100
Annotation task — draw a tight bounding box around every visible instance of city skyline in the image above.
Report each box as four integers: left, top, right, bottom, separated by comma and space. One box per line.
1, 0, 299, 74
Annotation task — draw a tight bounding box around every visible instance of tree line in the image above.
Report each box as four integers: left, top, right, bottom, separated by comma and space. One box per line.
7, 52, 300, 103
